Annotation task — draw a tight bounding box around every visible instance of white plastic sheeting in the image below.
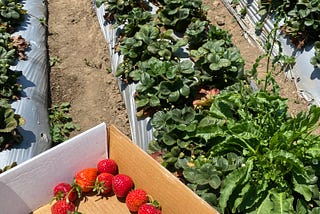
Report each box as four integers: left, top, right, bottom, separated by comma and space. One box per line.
221, 0, 318, 105
95, 4, 154, 151
0, 0, 51, 169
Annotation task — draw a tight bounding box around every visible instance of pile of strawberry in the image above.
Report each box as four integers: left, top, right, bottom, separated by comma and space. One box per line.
50, 158, 162, 214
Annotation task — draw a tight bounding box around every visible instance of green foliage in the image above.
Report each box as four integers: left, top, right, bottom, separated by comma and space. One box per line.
0, 0, 25, 153
0, 99, 24, 150
156, 0, 207, 32
311, 41, 320, 68
98, 0, 320, 212
0, 0, 26, 30
95, 0, 148, 24
185, 18, 209, 49
257, 0, 320, 48
119, 7, 153, 38
0, 46, 22, 100
190, 39, 244, 88
149, 81, 320, 212
48, 102, 80, 145
116, 24, 187, 80
131, 57, 200, 116
283, 0, 320, 46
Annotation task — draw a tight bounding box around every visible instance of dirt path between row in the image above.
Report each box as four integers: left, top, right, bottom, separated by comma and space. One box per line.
47, 0, 131, 138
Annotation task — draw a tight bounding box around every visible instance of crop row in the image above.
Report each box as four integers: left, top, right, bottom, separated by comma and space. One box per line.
0, 0, 27, 158
97, 0, 320, 213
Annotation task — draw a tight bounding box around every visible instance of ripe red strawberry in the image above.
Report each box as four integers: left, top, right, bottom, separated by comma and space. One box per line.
74, 168, 98, 193
112, 174, 134, 197
51, 199, 75, 214
138, 203, 162, 214
126, 189, 149, 212
97, 158, 118, 175
53, 182, 77, 202
93, 172, 113, 195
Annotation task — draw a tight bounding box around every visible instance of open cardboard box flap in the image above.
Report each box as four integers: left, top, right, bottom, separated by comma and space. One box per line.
0, 123, 218, 214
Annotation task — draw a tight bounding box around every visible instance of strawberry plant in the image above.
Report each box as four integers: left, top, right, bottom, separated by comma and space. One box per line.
0, 64, 22, 100
311, 41, 320, 68
185, 18, 209, 49
0, 35, 24, 101
116, 25, 187, 81
156, 0, 207, 32
0, 0, 26, 30
95, 0, 148, 23
280, 0, 320, 48
48, 102, 80, 146
130, 57, 200, 116
0, 0, 28, 152
0, 99, 24, 151
186, 19, 234, 50
119, 7, 153, 38
257, 0, 320, 50
190, 39, 245, 89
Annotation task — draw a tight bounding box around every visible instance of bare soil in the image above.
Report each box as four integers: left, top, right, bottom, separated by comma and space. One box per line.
47, 0, 308, 139
47, 0, 131, 138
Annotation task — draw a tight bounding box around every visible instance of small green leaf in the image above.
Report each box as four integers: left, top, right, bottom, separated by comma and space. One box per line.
149, 95, 160, 107
208, 174, 221, 189
304, 19, 314, 26
168, 90, 180, 102
179, 84, 190, 97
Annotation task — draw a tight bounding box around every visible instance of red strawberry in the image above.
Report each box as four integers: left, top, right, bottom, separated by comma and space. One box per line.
97, 158, 118, 175
53, 182, 77, 202
125, 189, 149, 212
93, 172, 113, 195
112, 174, 134, 197
74, 168, 98, 193
138, 203, 162, 214
51, 199, 75, 214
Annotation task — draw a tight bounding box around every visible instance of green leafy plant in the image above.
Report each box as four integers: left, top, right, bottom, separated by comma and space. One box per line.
311, 41, 320, 68
95, 0, 149, 24
0, 46, 22, 100
280, 0, 320, 48
49, 56, 61, 67
190, 39, 245, 89
118, 7, 153, 38
204, 86, 320, 213
48, 102, 80, 146
129, 57, 200, 117
257, 0, 320, 49
0, 99, 24, 151
156, 0, 207, 32
0, 0, 27, 30
185, 18, 209, 49
116, 24, 187, 81
149, 81, 320, 212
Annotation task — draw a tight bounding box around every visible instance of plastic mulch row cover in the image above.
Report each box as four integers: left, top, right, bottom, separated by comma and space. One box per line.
221, 0, 319, 106
0, 0, 51, 169
95, 4, 155, 151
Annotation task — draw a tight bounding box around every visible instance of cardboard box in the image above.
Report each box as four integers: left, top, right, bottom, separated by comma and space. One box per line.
0, 123, 219, 214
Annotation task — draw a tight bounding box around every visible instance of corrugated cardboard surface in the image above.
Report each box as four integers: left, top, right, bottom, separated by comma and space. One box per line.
30, 124, 218, 214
